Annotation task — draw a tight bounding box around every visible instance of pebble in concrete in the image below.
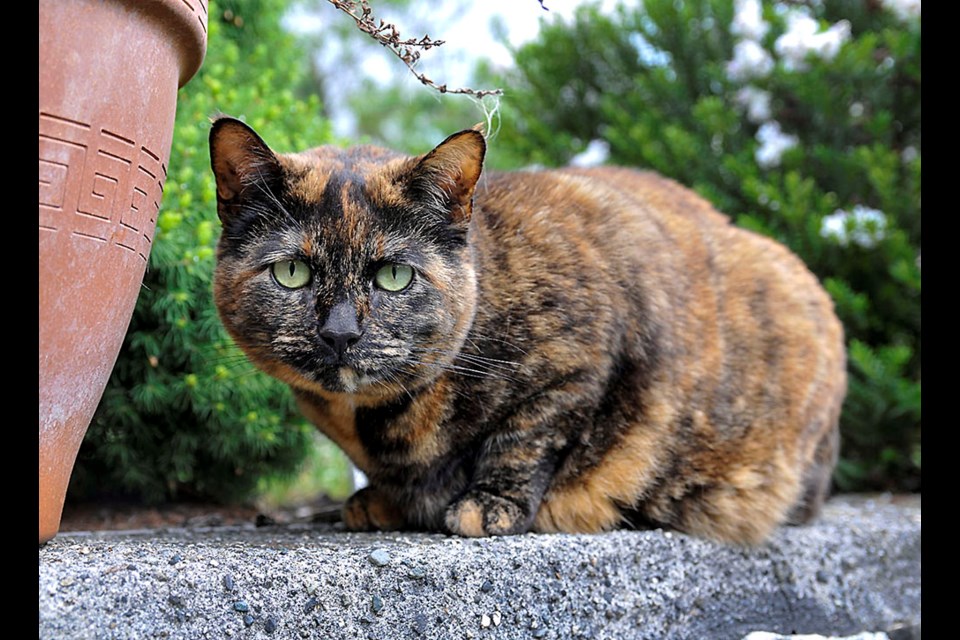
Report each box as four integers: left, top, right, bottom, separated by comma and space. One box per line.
263, 617, 277, 633
412, 613, 428, 636
368, 549, 392, 567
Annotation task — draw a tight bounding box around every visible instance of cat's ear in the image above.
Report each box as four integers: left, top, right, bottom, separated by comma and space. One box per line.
209, 116, 282, 217
406, 129, 486, 224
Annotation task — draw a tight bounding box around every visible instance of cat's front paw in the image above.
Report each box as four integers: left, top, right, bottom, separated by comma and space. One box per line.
342, 487, 405, 531
445, 491, 531, 537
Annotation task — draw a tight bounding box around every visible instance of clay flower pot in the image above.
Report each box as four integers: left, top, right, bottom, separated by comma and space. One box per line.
39, 0, 208, 543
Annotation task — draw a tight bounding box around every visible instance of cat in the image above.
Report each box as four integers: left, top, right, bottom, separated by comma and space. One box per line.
209, 116, 846, 545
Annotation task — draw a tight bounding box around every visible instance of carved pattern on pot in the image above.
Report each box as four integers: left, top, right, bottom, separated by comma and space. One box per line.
39, 112, 167, 263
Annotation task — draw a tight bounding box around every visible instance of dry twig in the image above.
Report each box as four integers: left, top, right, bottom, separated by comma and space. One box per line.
326, 0, 504, 97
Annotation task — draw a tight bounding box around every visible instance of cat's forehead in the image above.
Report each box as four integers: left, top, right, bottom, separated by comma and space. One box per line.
265, 146, 425, 265
280, 145, 410, 207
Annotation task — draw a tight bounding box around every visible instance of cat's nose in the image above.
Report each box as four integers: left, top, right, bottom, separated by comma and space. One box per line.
319, 301, 363, 359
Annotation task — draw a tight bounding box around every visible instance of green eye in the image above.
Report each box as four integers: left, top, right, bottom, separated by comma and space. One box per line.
374, 263, 414, 292
271, 260, 311, 289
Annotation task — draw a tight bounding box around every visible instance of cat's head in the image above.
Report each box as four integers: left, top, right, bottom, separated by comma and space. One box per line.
209, 117, 485, 399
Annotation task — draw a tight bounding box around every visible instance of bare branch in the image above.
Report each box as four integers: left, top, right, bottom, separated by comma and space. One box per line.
326, 0, 503, 97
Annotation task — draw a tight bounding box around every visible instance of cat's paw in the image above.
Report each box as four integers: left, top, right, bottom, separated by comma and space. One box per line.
342, 487, 405, 531
445, 491, 530, 537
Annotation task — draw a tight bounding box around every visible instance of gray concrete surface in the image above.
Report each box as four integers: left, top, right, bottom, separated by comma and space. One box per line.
39, 495, 920, 640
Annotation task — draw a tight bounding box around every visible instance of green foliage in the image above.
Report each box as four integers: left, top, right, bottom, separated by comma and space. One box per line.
69, 0, 342, 504
344, 78, 496, 153
493, 0, 920, 491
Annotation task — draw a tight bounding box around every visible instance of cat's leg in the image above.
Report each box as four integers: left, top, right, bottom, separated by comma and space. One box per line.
342, 486, 406, 531
445, 406, 573, 537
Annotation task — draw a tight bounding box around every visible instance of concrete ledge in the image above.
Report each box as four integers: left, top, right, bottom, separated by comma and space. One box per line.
39, 496, 920, 639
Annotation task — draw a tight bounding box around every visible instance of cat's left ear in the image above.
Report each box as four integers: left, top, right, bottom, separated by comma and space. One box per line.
406, 129, 486, 224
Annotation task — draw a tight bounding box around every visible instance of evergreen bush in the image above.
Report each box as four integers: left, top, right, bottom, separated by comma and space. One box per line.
69, 0, 344, 504
491, 0, 920, 491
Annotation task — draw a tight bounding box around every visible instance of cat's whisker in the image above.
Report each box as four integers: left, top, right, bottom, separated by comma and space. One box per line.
204, 353, 258, 368
373, 370, 416, 401
412, 347, 525, 379
425, 347, 524, 368
396, 364, 477, 403
452, 354, 523, 373
251, 173, 299, 227
462, 333, 530, 356
243, 201, 295, 229
406, 357, 519, 383
405, 359, 490, 380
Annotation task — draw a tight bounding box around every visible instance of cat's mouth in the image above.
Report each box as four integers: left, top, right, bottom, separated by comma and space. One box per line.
296, 360, 395, 395
281, 347, 427, 396
298, 364, 370, 394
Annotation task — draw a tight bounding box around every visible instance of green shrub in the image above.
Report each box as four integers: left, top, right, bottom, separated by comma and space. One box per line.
69, 0, 343, 504
491, 0, 920, 491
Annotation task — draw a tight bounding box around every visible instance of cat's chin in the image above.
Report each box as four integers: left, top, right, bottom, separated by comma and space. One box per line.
299, 367, 367, 395
290, 365, 403, 399
296, 365, 445, 401
338, 367, 363, 393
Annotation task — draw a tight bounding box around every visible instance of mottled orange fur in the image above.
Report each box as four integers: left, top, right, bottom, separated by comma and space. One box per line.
210, 118, 846, 544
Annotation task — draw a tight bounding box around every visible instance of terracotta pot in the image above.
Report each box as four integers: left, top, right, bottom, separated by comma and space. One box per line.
39, 0, 208, 543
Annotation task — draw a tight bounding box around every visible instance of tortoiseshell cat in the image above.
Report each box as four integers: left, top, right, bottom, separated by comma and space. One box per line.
209, 117, 846, 544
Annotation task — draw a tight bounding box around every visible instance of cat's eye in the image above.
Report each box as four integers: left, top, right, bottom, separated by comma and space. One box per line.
271, 260, 312, 289
374, 263, 414, 292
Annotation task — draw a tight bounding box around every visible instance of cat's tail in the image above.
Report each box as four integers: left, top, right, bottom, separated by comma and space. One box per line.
785, 424, 840, 525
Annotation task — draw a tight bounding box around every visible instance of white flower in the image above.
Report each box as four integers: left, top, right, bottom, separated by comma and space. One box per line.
775, 12, 851, 71
812, 20, 851, 60
727, 39, 774, 81
735, 86, 772, 123
881, 0, 921, 22
820, 205, 888, 248
901, 145, 918, 163
569, 139, 610, 168
755, 121, 798, 169
732, 0, 769, 41
775, 12, 819, 68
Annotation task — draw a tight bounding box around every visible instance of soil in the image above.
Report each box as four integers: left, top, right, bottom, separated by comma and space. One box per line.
58, 492, 918, 533
59, 496, 344, 532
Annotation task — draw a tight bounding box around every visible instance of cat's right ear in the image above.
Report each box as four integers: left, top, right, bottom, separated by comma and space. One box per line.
405, 129, 486, 226
209, 116, 282, 221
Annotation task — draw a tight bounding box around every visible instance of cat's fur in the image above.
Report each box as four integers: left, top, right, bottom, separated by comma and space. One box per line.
209, 117, 846, 544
